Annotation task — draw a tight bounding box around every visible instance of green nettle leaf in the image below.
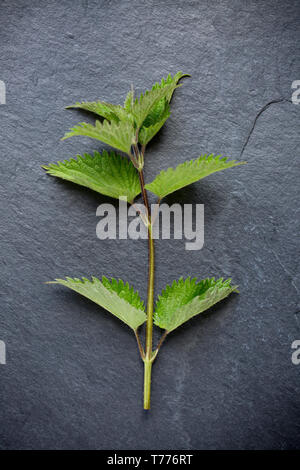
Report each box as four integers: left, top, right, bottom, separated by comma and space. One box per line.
141, 97, 168, 129
145, 154, 246, 199
62, 119, 135, 154
66, 101, 121, 122
151, 71, 190, 101
138, 72, 190, 142
43, 150, 140, 203
132, 83, 179, 129
139, 103, 171, 146
67, 100, 135, 124
49, 276, 147, 331
154, 277, 238, 332
95, 102, 133, 122
124, 89, 134, 112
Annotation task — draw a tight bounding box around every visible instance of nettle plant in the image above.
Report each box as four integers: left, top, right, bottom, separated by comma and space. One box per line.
44, 72, 245, 409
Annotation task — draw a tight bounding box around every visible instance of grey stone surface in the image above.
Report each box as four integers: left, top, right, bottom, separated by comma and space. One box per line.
0, 0, 299, 450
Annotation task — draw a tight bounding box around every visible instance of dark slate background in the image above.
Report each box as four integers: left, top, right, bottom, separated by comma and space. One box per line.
0, 0, 299, 450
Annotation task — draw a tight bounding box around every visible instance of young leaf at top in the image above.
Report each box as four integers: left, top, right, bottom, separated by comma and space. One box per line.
66, 101, 121, 123
132, 83, 179, 129
49, 276, 147, 331
62, 119, 135, 155
138, 102, 171, 146
145, 154, 246, 199
124, 88, 134, 112
141, 72, 188, 125
136, 72, 189, 146
154, 277, 238, 332
151, 71, 191, 101
43, 150, 141, 203
64, 72, 190, 149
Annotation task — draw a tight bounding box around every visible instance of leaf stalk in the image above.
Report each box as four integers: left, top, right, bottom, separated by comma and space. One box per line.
134, 329, 145, 360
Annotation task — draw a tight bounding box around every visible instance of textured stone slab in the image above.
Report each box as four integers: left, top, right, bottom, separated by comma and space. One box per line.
0, 0, 299, 450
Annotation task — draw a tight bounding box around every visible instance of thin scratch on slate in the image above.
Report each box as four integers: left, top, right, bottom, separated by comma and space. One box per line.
269, 247, 299, 297
294, 314, 300, 330
240, 98, 293, 158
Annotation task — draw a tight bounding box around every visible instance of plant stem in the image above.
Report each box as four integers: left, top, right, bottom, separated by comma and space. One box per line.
145, 227, 155, 360
138, 168, 155, 410
143, 359, 152, 409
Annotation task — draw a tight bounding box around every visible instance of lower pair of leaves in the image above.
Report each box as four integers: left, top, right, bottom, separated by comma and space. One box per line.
48, 276, 238, 333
